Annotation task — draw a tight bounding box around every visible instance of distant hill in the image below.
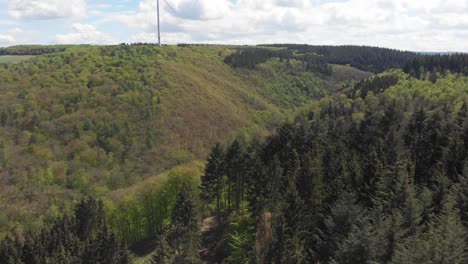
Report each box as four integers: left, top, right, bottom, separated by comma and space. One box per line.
259, 44, 418, 73
0, 45, 69, 55
417, 51, 467, 55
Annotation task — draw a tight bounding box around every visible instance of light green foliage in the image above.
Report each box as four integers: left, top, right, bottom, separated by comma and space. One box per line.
386, 71, 468, 105
1, 45, 468, 263
226, 212, 257, 264
106, 165, 201, 245
0, 44, 365, 235
237, 59, 370, 110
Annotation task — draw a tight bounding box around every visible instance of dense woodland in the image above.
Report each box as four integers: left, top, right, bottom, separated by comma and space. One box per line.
0, 44, 371, 241
0, 45, 467, 263
404, 54, 468, 79
224, 47, 332, 76
0, 197, 129, 263
261, 45, 418, 73
0, 46, 68, 56
0, 44, 304, 236
191, 67, 468, 263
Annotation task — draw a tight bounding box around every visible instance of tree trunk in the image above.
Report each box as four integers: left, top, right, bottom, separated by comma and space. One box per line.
235, 173, 240, 210
216, 191, 221, 222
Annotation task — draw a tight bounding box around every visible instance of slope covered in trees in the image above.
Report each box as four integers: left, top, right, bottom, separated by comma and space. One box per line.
404, 53, 468, 80
224, 47, 333, 76
198, 71, 468, 263
0, 197, 129, 264
1, 45, 468, 263
258, 44, 418, 73
0, 44, 368, 240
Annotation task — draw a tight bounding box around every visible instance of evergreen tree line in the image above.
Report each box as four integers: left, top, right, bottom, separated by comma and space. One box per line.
200, 139, 258, 219
0, 197, 129, 264
347, 74, 400, 99
404, 54, 468, 80
262, 44, 418, 73
198, 140, 259, 263
224, 48, 333, 75
227, 45, 468, 78
224, 48, 294, 69
200, 76, 468, 263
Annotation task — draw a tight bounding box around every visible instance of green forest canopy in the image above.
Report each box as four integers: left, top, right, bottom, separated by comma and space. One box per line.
0, 44, 467, 263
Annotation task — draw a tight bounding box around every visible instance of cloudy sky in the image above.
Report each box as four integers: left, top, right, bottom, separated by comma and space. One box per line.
0, 0, 467, 51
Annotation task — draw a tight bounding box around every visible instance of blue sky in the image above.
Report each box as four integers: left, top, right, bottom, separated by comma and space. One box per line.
1, 0, 468, 52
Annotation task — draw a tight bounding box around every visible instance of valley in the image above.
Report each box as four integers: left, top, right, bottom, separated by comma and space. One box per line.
0, 44, 467, 264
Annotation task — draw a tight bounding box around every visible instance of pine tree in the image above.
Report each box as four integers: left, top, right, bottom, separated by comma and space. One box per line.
246, 159, 269, 219
170, 185, 200, 263
200, 143, 225, 221
315, 192, 365, 262
374, 211, 405, 263
267, 150, 307, 264
83, 227, 130, 264
405, 108, 428, 185
331, 221, 377, 264
74, 197, 106, 240
280, 151, 306, 263
0, 236, 22, 264
0, 197, 129, 263
373, 160, 407, 214
457, 162, 468, 226
394, 195, 467, 264
447, 103, 467, 180
425, 195, 467, 264
173, 185, 198, 230
401, 181, 423, 236
225, 140, 244, 211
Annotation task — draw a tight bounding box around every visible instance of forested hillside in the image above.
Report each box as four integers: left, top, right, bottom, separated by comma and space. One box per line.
257, 45, 417, 73
194, 70, 468, 263
1, 45, 467, 264
0, 44, 369, 241
404, 53, 468, 79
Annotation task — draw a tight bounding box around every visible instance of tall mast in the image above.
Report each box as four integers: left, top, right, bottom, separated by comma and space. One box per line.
157, 0, 161, 46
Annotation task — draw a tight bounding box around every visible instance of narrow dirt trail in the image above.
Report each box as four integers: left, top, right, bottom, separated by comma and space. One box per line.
199, 216, 226, 263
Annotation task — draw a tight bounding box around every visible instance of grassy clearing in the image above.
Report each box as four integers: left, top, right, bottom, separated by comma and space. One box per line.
0, 55, 35, 64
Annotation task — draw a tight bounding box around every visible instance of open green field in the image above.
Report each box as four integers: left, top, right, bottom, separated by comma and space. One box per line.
0, 55, 35, 64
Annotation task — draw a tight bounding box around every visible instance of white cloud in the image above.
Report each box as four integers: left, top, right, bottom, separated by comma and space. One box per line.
166, 0, 232, 20
274, 0, 312, 8
123, 0, 464, 52
8, 0, 86, 19
56, 23, 115, 44
3, 0, 468, 51
96, 4, 112, 9
0, 20, 16, 25
0, 34, 16, 45
129, 31, 193, 43
7, 27, 23, 34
